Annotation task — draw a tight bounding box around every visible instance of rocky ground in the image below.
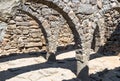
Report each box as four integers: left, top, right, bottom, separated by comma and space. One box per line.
0, 51, 119, 81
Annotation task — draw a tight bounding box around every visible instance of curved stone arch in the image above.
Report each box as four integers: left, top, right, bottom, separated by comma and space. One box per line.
18, 0, 84, 62
27, 0, 87, 63
17, 10, 59, 59
26, 0, 83, 49
27, 0, 80, 13
20, 9, 49, 47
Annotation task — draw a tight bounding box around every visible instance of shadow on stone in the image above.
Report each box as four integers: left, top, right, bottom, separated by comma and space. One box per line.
89, 67, 120, 81
90, 22, 120, 60
0, 56, 77, 81
77, 66, 89, 81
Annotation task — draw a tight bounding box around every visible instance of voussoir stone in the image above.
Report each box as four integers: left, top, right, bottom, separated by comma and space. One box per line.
77, 3, 98, 15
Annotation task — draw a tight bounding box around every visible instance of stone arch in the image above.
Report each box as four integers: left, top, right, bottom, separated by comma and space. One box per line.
19, 9, 49, 49
0, 1, 81, 57
0, 12, 47, 56
26, 0, 83, 49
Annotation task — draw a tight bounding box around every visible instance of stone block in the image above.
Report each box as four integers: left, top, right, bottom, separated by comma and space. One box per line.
25, 42, 43, 47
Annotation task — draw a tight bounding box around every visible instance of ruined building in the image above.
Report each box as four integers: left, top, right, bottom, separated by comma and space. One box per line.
0, 0, 120, 81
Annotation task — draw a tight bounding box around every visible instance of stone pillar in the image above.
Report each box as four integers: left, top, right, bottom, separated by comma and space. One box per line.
76, 48, 89, 81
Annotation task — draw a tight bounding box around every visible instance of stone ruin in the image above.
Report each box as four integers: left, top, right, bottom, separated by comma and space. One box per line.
0, 0, 120, 81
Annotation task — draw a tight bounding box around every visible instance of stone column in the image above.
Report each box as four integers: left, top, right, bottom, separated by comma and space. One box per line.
75, 48, 89, 81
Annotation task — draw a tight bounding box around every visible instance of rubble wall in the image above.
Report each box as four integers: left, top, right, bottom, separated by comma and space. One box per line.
0, 0, 120, 56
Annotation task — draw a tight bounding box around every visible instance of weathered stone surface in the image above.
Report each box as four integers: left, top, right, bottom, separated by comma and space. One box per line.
25, 42, 43, 47
0, 22, 7, 42
0, 53, 82, 81
0, 0, 20, 21
97, 0, 103, 9
29, 20, 38, 26
90, 0, 97, 5
77, 3, 98, 15
0, 1, 120, 81
42, 8, 52, 15
89, 56, 120, 74
0, 0, 120, 56
89, 56, 120, 81
23, 29, 29, 35
15, 16, 23, 22
16, 22, 31, 26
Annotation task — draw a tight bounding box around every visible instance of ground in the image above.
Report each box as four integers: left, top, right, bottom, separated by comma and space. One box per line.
0, 51, 120, 81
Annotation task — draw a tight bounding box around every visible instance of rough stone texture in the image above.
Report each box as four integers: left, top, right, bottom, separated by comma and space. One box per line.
89, 56, 120, 74
0, 51, 119, 81
0, 0, 120, 81
97, 10, 120, 55
7, 68, 78, 81
0, 0, 119, 55
0, 0, 20, 22
0, 51, 81, 81
0, 22, 7, 42
0, 7, 74, 56
89, 56, 120, 81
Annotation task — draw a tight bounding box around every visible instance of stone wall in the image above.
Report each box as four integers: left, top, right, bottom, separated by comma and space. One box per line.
98, 10, 120, 55
0, 0, 120, 56
0, 9, 74, 56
